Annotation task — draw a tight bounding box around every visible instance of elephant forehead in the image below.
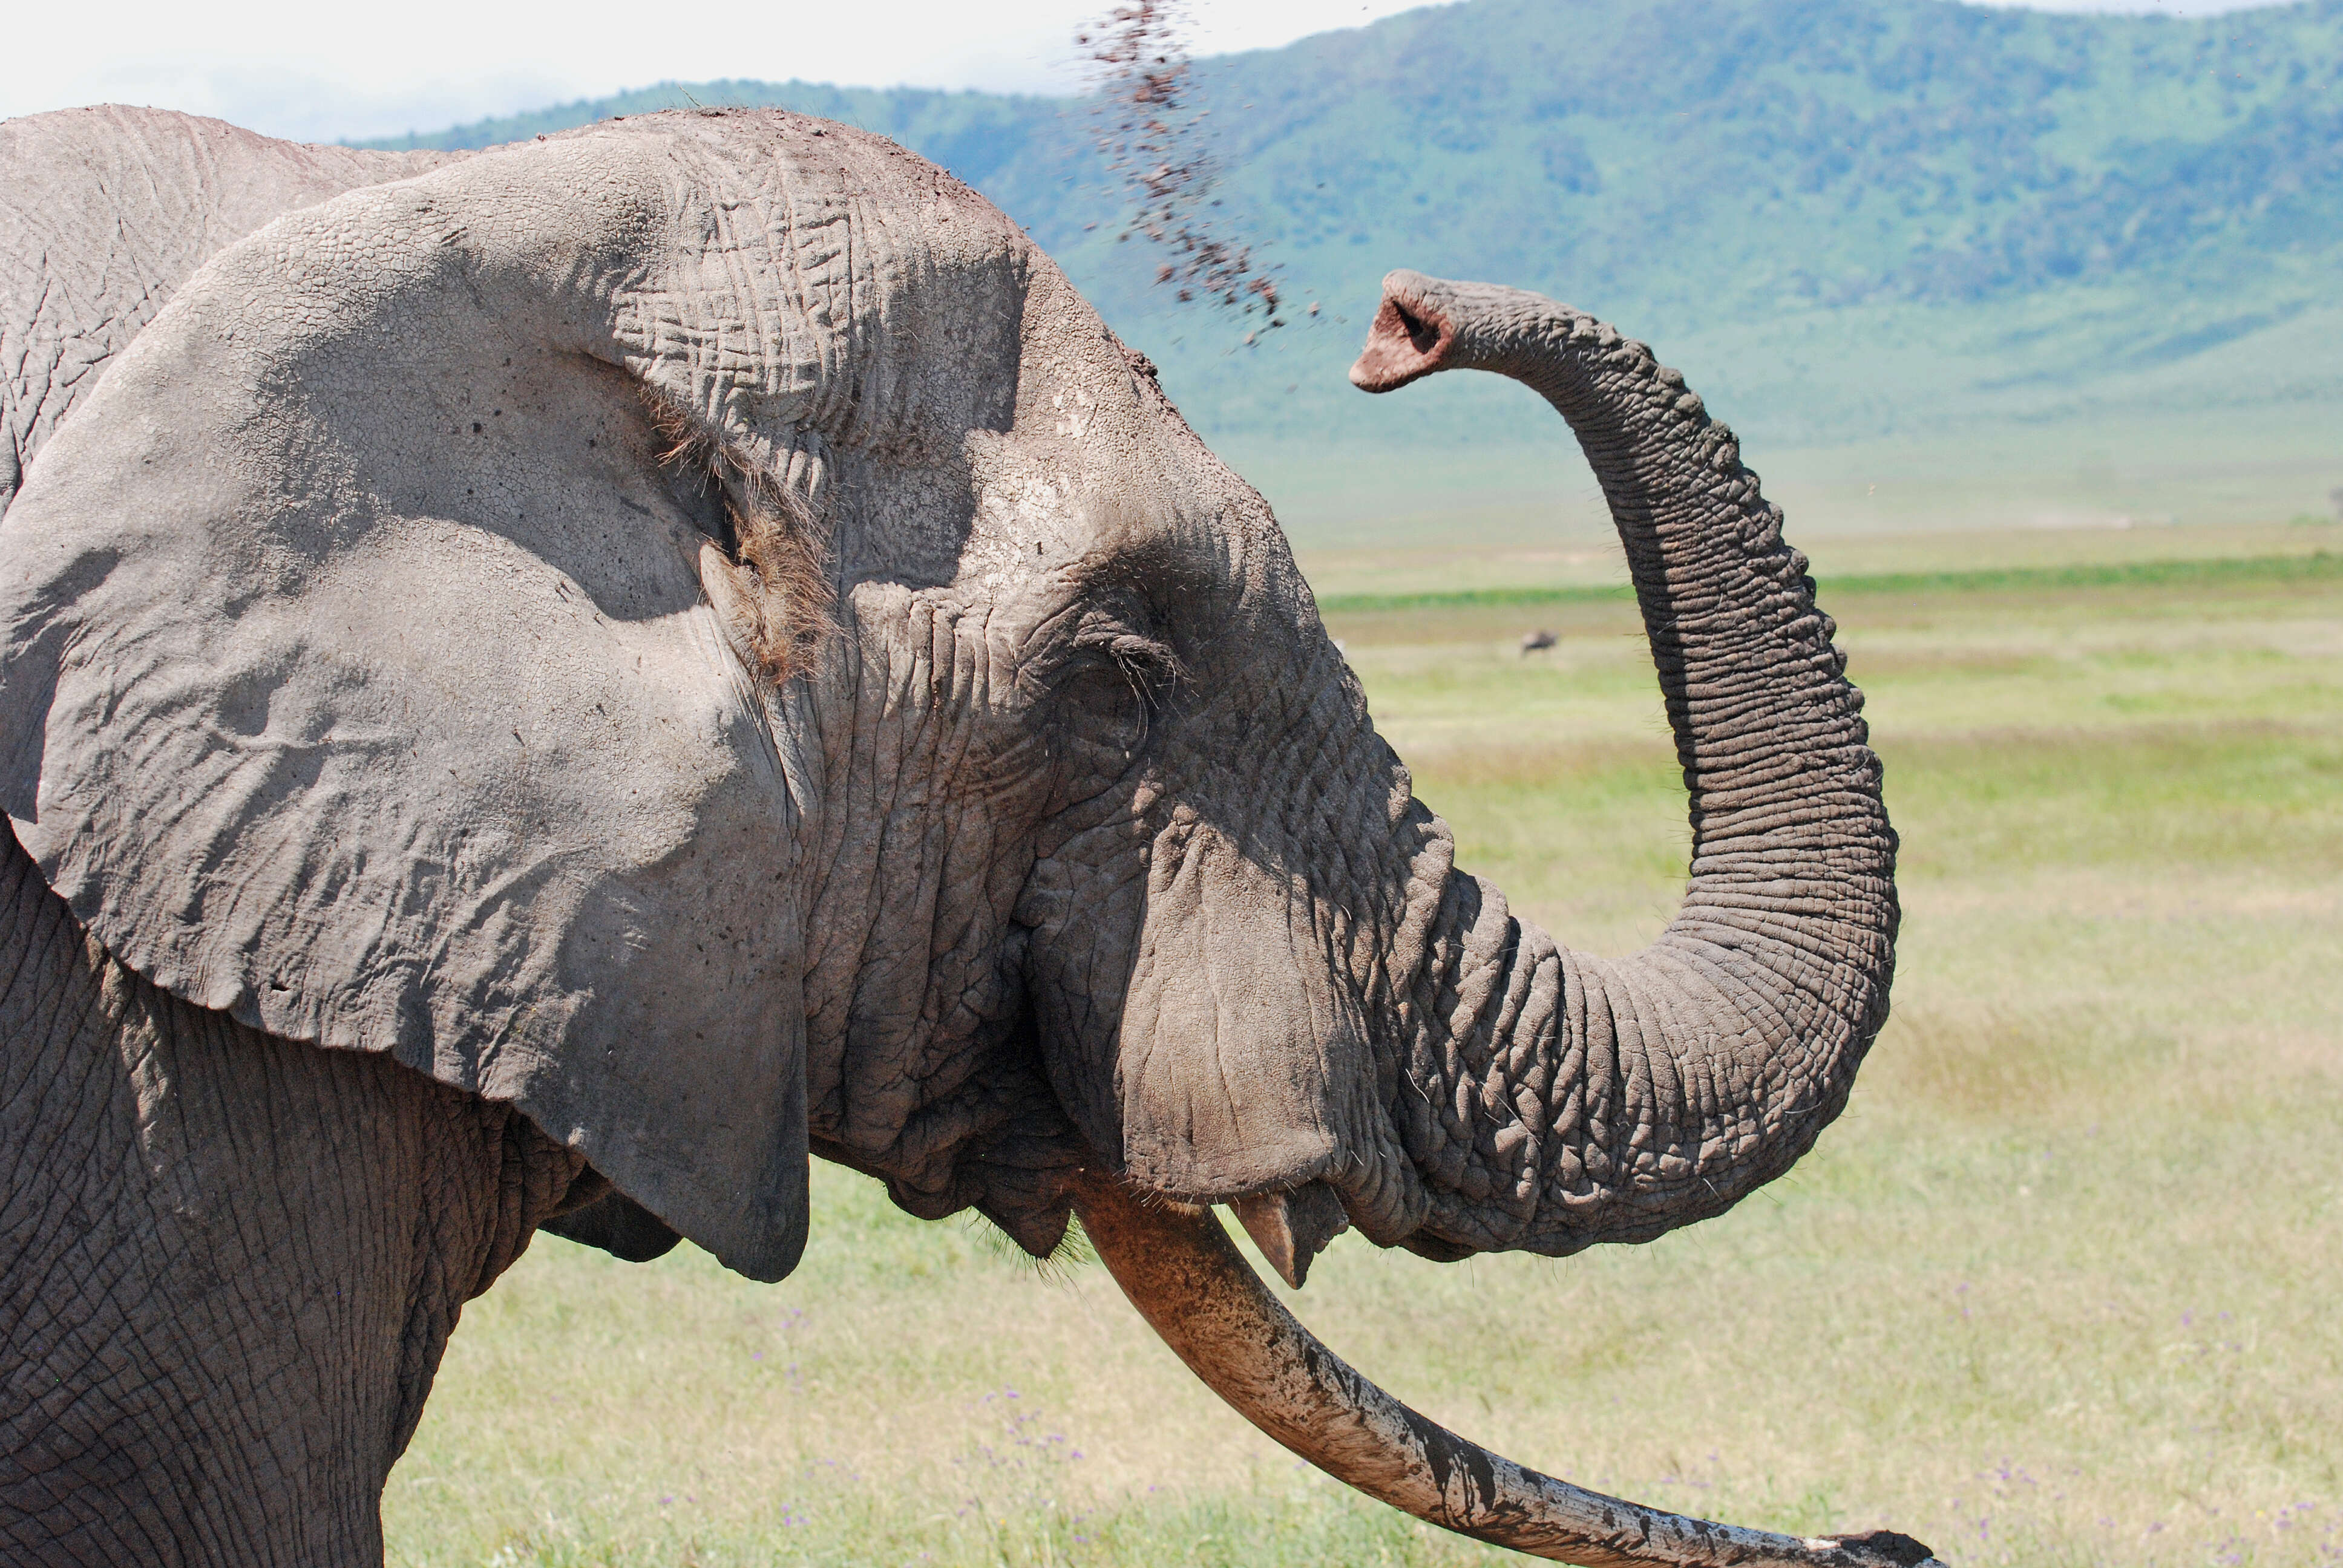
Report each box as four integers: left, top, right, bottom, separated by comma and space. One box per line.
202, 117, 1031, 469
955, 415, 1224, 584
583, 116, 1034, 459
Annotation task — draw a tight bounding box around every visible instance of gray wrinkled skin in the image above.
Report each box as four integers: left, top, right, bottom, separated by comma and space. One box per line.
1, 108, 1895, 1564
0, 106, 459, 514
0, 827, 600, 1563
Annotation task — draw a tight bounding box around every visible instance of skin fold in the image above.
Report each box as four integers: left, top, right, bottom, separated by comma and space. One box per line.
0, 107, 1913, 1566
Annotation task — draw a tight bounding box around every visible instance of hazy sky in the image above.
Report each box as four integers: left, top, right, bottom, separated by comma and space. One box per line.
4, 0, 2297, 145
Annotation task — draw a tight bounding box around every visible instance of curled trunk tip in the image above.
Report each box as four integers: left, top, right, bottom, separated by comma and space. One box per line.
1350, 269, 1460, 392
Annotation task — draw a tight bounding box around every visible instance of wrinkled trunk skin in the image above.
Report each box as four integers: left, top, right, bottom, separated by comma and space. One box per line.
0, 830, 596, 1567
1060, 275, 1925, 1568
1356, 273, 1897, 1258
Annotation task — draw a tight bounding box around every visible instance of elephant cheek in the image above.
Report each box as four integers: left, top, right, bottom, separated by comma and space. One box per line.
1112, 819, 1375, 1200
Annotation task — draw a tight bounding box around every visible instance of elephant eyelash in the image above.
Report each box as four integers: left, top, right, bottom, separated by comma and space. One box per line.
1024, 622, 1181, 759
1072, 626, 1185, 710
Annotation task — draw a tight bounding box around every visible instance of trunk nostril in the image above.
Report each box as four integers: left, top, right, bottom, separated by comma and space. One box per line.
1349, 293, 1453, 392
1394, 301, 1440, 353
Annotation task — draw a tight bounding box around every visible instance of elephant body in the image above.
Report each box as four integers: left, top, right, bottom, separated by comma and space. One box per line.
0, 825, 595, 1561
0, 106, 457, 514
0, 106, 1910, 1568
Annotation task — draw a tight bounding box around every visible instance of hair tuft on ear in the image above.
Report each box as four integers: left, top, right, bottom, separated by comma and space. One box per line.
643, 390, 837, 684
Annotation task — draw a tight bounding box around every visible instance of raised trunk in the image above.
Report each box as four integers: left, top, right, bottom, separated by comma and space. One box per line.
1059, 277, 1922, 1568
1354, 272, 1898, 1257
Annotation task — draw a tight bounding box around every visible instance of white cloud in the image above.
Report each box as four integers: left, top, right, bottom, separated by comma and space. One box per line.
0, 0, 2296, 145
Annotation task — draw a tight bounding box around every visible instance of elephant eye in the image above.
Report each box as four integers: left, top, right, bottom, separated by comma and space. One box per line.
1049, 628, 1179, 766
1052, 657, 1152, 757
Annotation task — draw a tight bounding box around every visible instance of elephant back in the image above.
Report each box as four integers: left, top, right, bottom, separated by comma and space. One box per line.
0, 105, 460, 515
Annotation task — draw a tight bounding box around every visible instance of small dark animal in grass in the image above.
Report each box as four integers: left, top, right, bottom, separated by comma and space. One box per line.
1521, 628, 1559, 655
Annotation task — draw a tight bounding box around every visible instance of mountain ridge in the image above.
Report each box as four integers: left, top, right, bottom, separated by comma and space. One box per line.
356, 0, 2342, 515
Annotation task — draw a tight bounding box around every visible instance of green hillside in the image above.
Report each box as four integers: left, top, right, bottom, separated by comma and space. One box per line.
361, 0, 2343, 535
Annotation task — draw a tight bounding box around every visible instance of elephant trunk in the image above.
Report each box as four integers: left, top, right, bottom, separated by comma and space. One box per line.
1067, 277, 1918, 1566
1354, 272, 1898, 1259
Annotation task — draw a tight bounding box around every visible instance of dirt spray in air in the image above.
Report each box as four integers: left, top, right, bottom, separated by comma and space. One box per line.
1078, 1, 1286, 344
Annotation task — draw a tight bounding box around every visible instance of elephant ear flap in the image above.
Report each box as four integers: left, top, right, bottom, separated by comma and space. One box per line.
0, 149, 814, 1281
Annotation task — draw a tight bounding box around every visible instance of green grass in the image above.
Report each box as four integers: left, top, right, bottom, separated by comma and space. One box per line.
385, 525, 2343, 1567
1314, 550, 2343, 618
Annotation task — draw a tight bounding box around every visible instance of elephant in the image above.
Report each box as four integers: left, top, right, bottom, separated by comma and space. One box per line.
0, 106, 1925, 1567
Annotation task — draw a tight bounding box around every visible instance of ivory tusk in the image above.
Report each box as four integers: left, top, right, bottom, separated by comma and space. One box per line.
1072, 1169, 1942, 1568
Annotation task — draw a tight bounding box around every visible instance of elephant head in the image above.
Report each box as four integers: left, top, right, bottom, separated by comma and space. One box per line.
0, 111, 1918, 1566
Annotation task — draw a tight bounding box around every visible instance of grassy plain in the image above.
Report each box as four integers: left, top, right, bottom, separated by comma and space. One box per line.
385, 521, 2343, 1568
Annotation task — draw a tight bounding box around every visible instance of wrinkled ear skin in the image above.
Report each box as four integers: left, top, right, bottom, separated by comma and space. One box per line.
0, 129, 835, 1281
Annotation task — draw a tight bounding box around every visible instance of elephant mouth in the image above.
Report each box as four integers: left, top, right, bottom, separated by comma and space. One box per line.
1073, 1168, 1942, 1568
1225, 1180, 1350, 1288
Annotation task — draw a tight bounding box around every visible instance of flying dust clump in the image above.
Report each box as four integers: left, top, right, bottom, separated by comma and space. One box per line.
1078, 1, 1285, 342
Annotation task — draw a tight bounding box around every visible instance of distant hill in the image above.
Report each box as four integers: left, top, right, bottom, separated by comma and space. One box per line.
361, 0, 2343, 529
365, 78, 1087, 227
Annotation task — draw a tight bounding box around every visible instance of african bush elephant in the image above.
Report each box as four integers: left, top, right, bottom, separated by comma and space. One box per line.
0, 106, 1922, 1567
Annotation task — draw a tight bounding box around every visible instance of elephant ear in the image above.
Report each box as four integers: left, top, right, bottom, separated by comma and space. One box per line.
0, 133, 821, 1281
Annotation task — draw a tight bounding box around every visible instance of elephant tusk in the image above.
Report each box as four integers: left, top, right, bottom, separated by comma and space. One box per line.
1228, 1180, 1349, 1289
1071, 1169, 1942, 1568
